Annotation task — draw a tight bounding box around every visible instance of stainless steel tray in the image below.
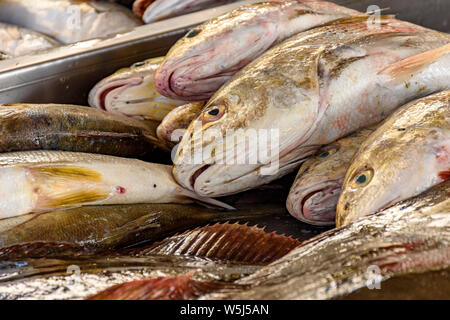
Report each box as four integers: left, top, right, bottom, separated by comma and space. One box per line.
0, 0, 448, 106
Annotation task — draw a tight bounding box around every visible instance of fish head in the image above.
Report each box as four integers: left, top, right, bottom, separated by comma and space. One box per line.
154, 3, 287, 101
88, 57, 184, 121
286, 128, 374, 226
336, 126, 446, 227
173, 72, 320, 197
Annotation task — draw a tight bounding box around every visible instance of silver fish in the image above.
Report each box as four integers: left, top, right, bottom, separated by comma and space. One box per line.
173, 20, 450, 198
337, 90, 450, 227
154, 0, 364, 100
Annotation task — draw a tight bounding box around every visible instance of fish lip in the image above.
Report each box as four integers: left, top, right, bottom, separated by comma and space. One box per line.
190, 164, 211, 190
288, 180, 343, 226
90, 77, 144, 111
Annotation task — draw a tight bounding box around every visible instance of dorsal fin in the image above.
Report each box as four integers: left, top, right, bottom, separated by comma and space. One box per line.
128, 222, 301, 264
88, 270, 239, 300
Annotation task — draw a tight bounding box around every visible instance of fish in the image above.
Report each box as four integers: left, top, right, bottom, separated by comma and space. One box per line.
0, 254, 261, 300
0, 0, 142, 44
154, 0, 365, 101
0, 150, 232, 219
133, 0, 236, 24
0, 22, 59, 58
173, 20, 450, 198
286, 127, 376, 226
90, 222, 300, 300
0, 202, 287, 250
88, 57, 186, 122
336, 90, 450, 227
202, 180, 450, 300
157, 102, 206, 148
0, 103, 166, 155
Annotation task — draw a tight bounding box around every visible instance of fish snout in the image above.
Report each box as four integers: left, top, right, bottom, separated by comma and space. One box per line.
287, 180, 342, 226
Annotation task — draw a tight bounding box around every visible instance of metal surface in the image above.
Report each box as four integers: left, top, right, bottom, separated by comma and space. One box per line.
0, 0, 448, 106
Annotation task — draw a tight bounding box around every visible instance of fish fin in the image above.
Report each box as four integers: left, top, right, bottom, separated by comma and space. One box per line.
439, 171, 450, 181
379, 43, 450, 84
28, 166, 111, 209
178, 187, 235, 210
325, 14, 395, 26
132, 222, 301, 264
88, 270, 239, 300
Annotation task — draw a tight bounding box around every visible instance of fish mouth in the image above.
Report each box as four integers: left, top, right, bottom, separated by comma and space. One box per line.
287, 180, 343, 226
189, 165, 211, 190
89, 77, 144, 111
156, 56, 248, 101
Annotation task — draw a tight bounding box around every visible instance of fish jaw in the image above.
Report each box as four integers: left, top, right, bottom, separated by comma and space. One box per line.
89, 74, 184, 121
287, 178, 342, 226
154, 5, 289, 100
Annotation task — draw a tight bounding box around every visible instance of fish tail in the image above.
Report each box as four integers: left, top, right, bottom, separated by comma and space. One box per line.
379, 43, 450, 84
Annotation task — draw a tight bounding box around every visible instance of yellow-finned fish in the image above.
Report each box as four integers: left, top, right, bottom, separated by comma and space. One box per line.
89, 57, 185, 122
337, 91, 450, 227
0, 150, 232, 219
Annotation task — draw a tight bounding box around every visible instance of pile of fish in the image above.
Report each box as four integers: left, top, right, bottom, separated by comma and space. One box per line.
0, 0, 449, 300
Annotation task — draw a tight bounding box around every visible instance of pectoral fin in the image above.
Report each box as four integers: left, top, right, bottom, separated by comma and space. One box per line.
379, 43, 450, 84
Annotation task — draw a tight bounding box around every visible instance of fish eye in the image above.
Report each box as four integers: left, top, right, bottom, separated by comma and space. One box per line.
199, 105, 226, 124
350, 168, 374, 188
131, 61, 146, 68
317, 146, 339, 158
186, 28, 201, 38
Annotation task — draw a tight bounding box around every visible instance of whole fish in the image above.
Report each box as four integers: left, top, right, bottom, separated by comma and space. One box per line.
88, 57, 185, 122
202, 180, 450, 300
0, 23, 59, 58
133, 0, 236, 24
0, 202, 286, 249
0, 0, 142, 44
0, 150, 231, 219
337, 91, 450, 227
156, 102, 205, 148
154, 0, 364, 100
0, 103, 166, 155
173, 20, 450, 198
286, 127, 376, 226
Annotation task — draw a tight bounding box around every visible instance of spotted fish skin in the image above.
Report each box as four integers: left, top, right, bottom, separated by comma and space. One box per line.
0, 103, 165, 155
174, 19, 450, 198
337, 91, 450, 227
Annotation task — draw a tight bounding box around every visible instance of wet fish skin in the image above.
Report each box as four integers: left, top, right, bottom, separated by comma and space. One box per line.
286, 127, 376, 226
336, 91, 450, 227
157, 102, 206, 148
134, 0, 236, 24
202, 180, 450, 300
0, 23, 59, 58
0, 150, 231, 219
154, 0, 363, 100
0, 0, 142, 44
173, 20, 450, 198
88, 57, 186, 122
0, 103, 166, 156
